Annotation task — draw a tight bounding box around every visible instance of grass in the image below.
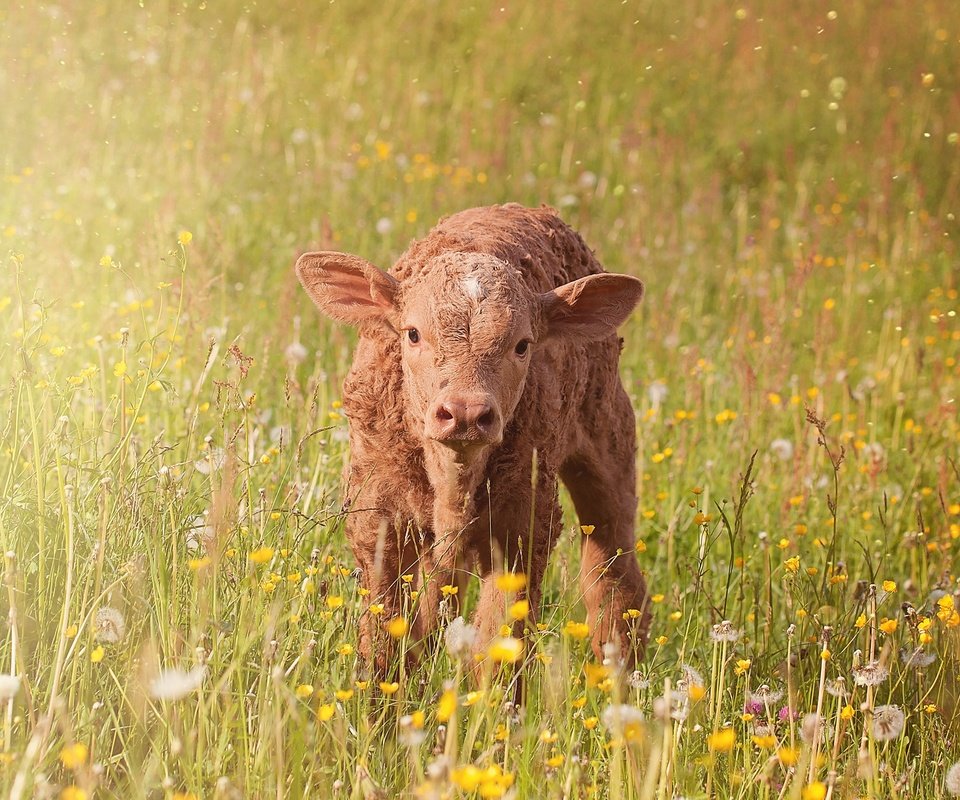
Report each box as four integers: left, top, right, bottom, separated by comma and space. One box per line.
1, 0, 959, 797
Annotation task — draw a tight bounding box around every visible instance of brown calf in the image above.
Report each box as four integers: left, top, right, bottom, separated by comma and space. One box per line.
296, 204, 650, 671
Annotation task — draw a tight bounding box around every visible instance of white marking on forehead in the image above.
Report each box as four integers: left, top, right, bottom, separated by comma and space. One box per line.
461, 275, 487, 301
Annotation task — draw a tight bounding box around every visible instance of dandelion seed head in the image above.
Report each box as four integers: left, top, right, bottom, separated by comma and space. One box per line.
0, 674, 20, 701
709, 620, 741, 643
800, 712, 825, 744
750, 684, 785, 706
899, 647, 936, 669
149, 665, 206, 701
852, 660, 889, 687
945, 761, 960, 796
871, 704, 905, 741
94, 606, 126, 644
444, 616, 478, 660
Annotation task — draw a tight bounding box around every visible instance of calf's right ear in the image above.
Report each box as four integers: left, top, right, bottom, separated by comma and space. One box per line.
295, 251, 399, 328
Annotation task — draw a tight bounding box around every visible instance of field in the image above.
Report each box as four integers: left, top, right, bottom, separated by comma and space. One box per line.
1, 1, 959, 797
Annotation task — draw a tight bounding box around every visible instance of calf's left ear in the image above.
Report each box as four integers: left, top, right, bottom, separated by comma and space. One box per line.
295, 251, 399, 329
540, 272, 644, 343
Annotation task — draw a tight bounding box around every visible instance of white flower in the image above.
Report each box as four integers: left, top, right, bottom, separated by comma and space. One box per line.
900, 647, 936, 669
95, 607, 126, 644
750, 684, 784, 706
375, 217, 393, 236
443, 617, 477, 660
769, 438, 794, 461
871, 704, 905, 741
945, 761, 960, 796
0, 674, 20, 701
149, 666, 206, 701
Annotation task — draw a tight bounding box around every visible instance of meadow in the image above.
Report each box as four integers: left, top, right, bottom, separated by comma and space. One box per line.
1, 0, 959, 797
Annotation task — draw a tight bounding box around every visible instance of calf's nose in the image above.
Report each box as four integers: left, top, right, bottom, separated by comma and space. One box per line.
427, 394, 502, 445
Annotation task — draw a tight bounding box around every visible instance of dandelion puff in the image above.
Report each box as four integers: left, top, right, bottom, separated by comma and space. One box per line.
94, 607, 126, 644
443, 617, 477, 660
899, 647, 936, 669
825, 677, 848, 698
647, 381, 668, 407
0, 674, 20, 701
679, 663, 705, 689
750, 684, 785, 706
398, 714, 426, 747
709, 620, 741, 643
653, 691, 690, 722
852, 660, 889, 687
945, 761, 960, 796
629, 670, 650, 690
601, 703, 645, 735
871, 704, 905, 741
284, 340, 308, 364
770, 438, 794, 461
149, 666, 206, 701
800, 712, 825, 744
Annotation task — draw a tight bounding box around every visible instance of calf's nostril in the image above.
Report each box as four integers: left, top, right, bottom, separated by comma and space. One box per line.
436, 405, 454, 422
477, 408, 496, 430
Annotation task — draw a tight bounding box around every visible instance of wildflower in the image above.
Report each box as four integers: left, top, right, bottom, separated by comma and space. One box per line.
945, 761, 960, 796
61, 788, 88, 800
399, 712, 426, 747
708, 728, 736, 752
90, 646, 105, 663
178, 230, 193, 245
437, 687, 457, 722
317, 704, 335, 721
149, 666, 206, 701
852, 660, 889, 687
545, 754, 564, 768
752, 732, 778, 749
60, 742, 88, 769
802, 782, 827, 800
871, 704, 905, 741
248, 546, 274, 565
379, 682, 400, 696
647, 380, 668, 407
770, 438, 794, 461
602, 704, 645, 740
563, 620, 590, 640
325, 595, 344, 610
735, 659, 751, 675
444, 616, 478, 659
878, 618, 898, 635
487, 637, 524, 663
495, 572, 526, 593
368, 603, 385, 616
295, 684, 314, 699
653, 692, 691, 722
0, 674, 20, 701
679, 663, 705, 689
386, 617, 409, 638
334, 689, 354, 702
580, 525, 595, 535
337, 644, 354, 657
508, 600, 529, 620
709, 620, 741, 643
778, 747, 800, 766
840, 705, 855, 720
778, 705, 799, 722
784, 556, 801, 573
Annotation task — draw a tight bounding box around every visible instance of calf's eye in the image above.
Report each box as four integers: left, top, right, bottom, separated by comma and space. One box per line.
514, 339, 530, 356
407, 328, 420, 344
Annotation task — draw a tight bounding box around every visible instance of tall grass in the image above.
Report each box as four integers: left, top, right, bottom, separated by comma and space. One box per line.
1, 1, 959, 797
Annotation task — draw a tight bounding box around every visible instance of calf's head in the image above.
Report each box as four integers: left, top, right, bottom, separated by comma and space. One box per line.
296, 250, 643, 463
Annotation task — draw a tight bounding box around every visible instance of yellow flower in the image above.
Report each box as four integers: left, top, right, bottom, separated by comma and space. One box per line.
90, 646, 105, 663
495, 572, 527, 593
334, 689, 354, 702
580, 525, 596, 535
583, 716, 599, 730
777, 747, 799, 766
882, 580, 897, 593
840, 705, 855, 720
802, 782, 827, 800
188, 557, 211, 571
539, 729, 558, 744
294, 684, 313, 699
248, 546, 274, 565
545, 754, 565, 768
784, 556, 801, 573
464, 690, 485, 707
820, 648, 831, 661
437, 688, 457, 722
688, 683, 707, 703
317, 703, 335, 721
61, 788, 88, 800
571, 695, 587, 709
326, 595, 344, 610
735, 659, 752, 675
563, 620, 590, 640
178, 230, 193, 245
355, 680, 369, 690
379, 682, 400, 695
400, 574, 414, 584
451, 766, 483, 792
508, 600, 529, 620
584, 663, 609, 688
635, 539, 647, 553
879, 618, 897, 635
60, 742, 88, 769
752, 734, 777, 749
855, 613, 867, 628
386, 617, 409, 638
487, 637, 524, 663
337, 643, 354, 656
440, 584, 459, 597
368, 603, 385, 616
708, 728, 736, 752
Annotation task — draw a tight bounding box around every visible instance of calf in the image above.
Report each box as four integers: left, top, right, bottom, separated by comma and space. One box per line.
296, 204, 650, 671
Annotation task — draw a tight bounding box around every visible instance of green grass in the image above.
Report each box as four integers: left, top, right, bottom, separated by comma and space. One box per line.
1, 1, 959, 798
